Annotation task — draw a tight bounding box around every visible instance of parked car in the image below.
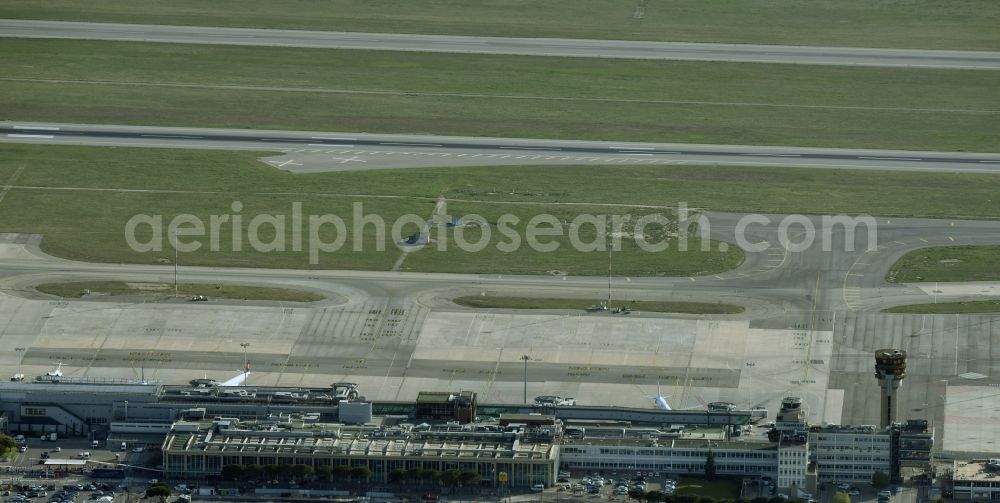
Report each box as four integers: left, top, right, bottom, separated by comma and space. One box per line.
531, 484, 545, 492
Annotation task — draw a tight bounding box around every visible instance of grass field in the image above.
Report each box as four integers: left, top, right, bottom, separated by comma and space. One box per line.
5, 144, 1000, 275
0, 145, 741, 276
35, 281, 325, 302
3, 40, 1000, 152
6, 144, 1000, 219
886, 246, 1000, 283
1, 0, 998, 50
883, 300, 1000, 314
674, 477, 741, 499
452, 296, 744, 314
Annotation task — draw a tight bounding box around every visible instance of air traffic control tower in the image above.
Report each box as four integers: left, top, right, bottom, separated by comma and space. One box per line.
874, 349, 908, 428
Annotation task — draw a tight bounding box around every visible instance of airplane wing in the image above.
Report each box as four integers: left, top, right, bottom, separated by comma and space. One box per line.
220, 371, 250, 387
220, 362, 251, 387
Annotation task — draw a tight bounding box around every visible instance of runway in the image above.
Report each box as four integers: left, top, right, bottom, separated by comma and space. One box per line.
4, 122, 1000, 173
2, 19, 1000, 70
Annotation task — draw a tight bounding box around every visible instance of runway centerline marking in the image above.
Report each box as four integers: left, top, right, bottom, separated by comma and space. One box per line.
7, 134, 54, 139
331, 156, 366, 164
380, 142, 442, 147
267, 159, 302, 168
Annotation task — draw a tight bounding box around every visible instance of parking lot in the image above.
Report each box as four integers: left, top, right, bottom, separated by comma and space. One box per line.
546, 470, 671, 500
3, 436, 159, 503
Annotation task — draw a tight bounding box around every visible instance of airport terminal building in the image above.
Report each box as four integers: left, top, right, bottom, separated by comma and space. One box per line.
0, 382, 936, 489
161, 416, 558, 485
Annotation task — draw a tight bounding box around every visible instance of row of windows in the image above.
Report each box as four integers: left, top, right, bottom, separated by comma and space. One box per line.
167, 453, 550, 482
593, 448, 775, 459
567, 461, 771, 474
817, 463, 888, 471
23, 407, 47, 417
815, 455, 889, 462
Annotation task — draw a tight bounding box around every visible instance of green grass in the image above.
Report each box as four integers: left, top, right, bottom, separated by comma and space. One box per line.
3, 39, 1000, 152
35, 281, 325, 302
452, 296, 744, 314
5, 144, 1000, 276
6, 144, 1000, 219
674, 477, 741, 499
883, 300, 1000, 314
886, 246, 1000, 283
1, 0, 998, 50
0, 145, 741, 276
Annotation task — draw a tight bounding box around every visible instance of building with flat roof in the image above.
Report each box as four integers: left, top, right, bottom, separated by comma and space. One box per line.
809, 425, 889, 484
414, 391, 477, 423
161, 415, 557, 487
559, 426, 778, 478
952, 459, 1000, 501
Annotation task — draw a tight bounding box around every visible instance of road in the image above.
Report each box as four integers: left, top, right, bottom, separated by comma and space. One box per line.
4, 122, 1000, 173
2, 19, 1000, 70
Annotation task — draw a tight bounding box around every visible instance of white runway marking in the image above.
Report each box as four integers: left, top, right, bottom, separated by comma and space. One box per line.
13, 125, 60, 131
7, 134, 53, 139
859, 156, 921, 161
331, 156, 366, 164
140, 134, 203, 139
311, 136, 356, 141
267, 159, 302, 168
499, 146, 561, 151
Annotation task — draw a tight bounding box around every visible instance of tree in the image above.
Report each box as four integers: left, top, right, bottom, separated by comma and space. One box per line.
458, 470, 481, 487
146, 483, 171, 500
421, 468, 441, 485
407, 468, 425, 485
389, 468, 409, 484
704, 448, 717, 480
332, 464, 352, 481
440, 469, 462, 487
767, 429, 781, 442
0, 434, 16, 457
871, 470, 890, 490
292, 464, 314, 481
315, 465, 333, 483
275, 464, 294, 482
645, 491, 665, 502
350, 465, 373, 483
697, 497, 717, 503
244, 464, 263, 481
243, 465, 264, 480
629, 488, 649, 501
750, 498, 769, 503
831, 492, 851, 503
221, 464, 245, 481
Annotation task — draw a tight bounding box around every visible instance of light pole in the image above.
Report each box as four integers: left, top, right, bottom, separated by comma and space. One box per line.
240, 342, 250, 386
520, 355, 530, 404
14, 347, 25, 379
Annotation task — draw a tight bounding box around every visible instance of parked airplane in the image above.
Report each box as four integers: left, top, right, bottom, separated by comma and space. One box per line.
45, 362, 63, 377
650, 382, 702, 411
653, 381, 672, 410
219, 362, 251, 387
